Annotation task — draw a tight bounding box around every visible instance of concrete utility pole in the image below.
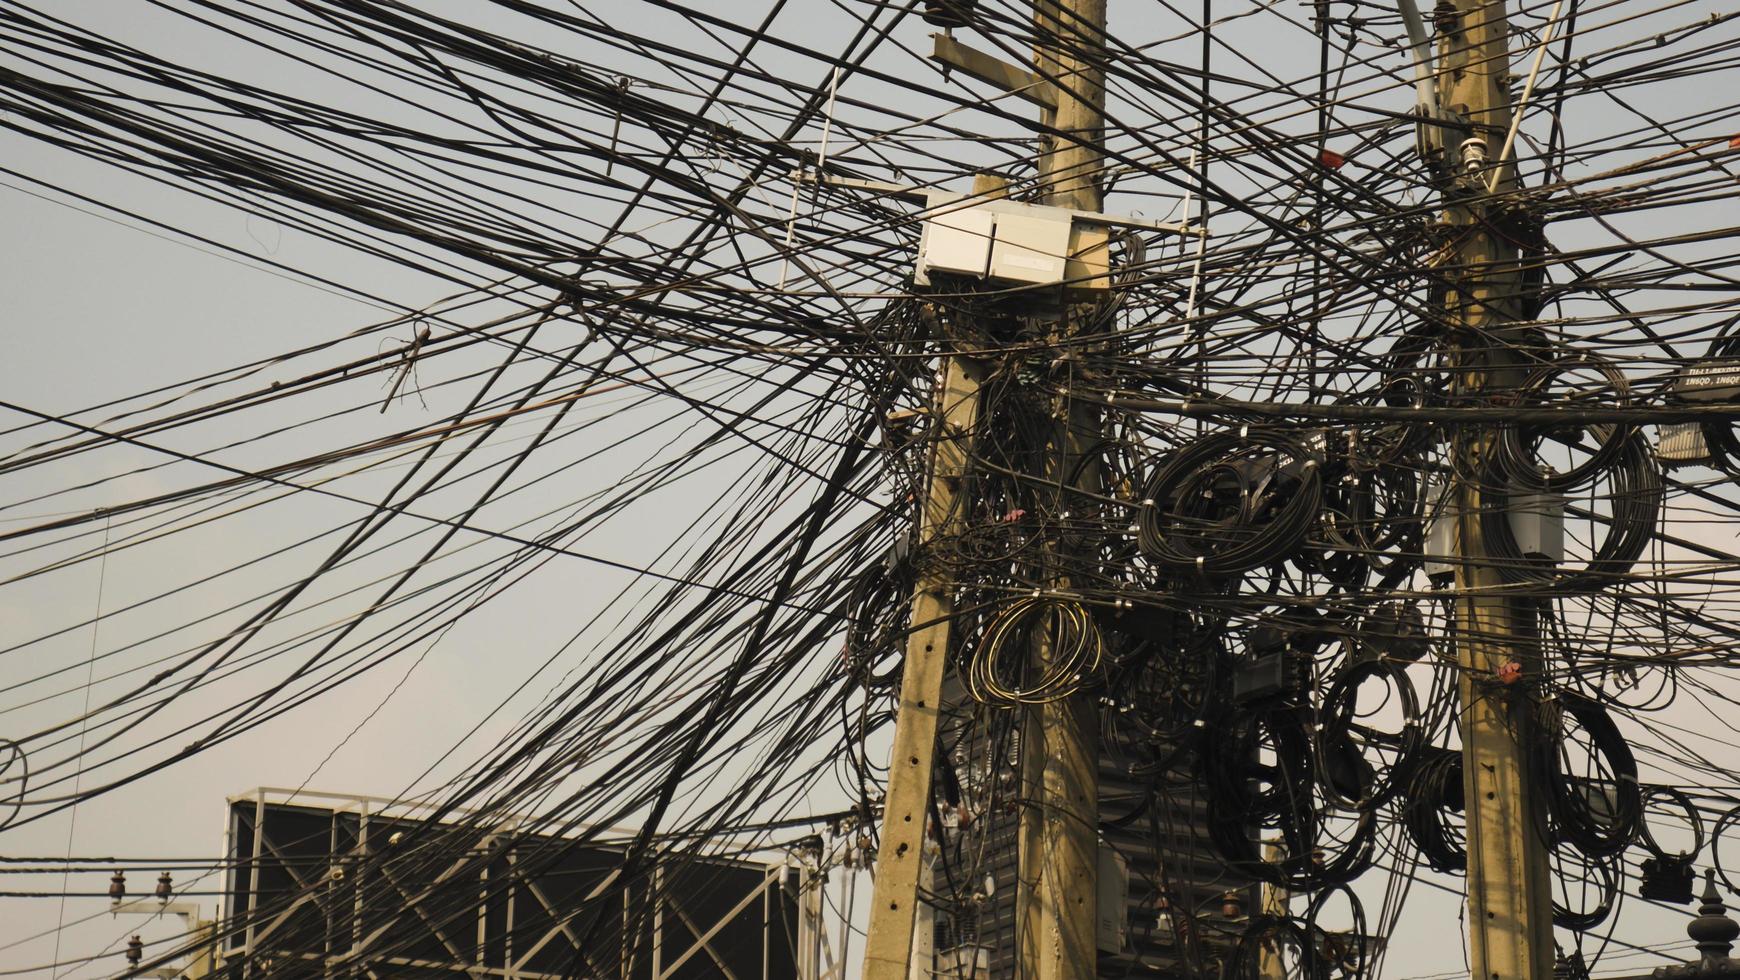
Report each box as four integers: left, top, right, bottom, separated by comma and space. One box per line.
861, 350, 982, 980
1439, 0, 1557, 974
861, 2, 1107, 977
1017, 1, 1106, 979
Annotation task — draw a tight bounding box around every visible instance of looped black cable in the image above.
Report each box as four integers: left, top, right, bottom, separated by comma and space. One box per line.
1137, 428, 1323, 577
1201, 704, 1376, 889
1305, 882, 1370, 980
0, 739, 24, 831
1227, 914, 1335, 980
1492, 352, 1632, 492
1400, 747, 1466, 872
1638, 785, 1705, 861
1537, 692, 1642, 858
1711, 805, 1740, 894
1340, 452, 1426, 578
1480, 431, 1661, 592
1110, 607, 1223, 780
1551, 845, 1622, 932
1315, 659, 1424, 811
844, 560, 911, 690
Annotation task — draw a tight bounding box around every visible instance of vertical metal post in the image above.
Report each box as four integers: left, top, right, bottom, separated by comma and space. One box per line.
353, 801, 367, 980
1258, 842, 1289, 980
860, 352, 983, 980
796, 855, 822, 980
327, 809, 339, 979
244, 793, 265, 978
1440, 0, 1556, 975
906, 858, 936, 980
505, 846, 518, 980
219, 801, 236, 978
653, 864, 665, 979
1017, 1, 1107, 978
477, 840, 490, 978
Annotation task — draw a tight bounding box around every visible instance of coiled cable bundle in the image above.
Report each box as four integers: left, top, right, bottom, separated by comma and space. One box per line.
1136, 429, 1324, 577
964, 596, 1103, 706
1200, 704, 1376, 888
1536, 692, 1642, 858
1304, 883, 1371, 980
1103, 606, 1224, 779
1399, 748, 1466, 872
1226, 915, 1335, 980
843, 561, 911, 690
1550, 846, 1621, 931
1711, 804, 1740, 893
1491, 352, 1633, 493
1638, 786, 1705, 862
1340, 451, 1427, 580
1314, 660, 1425, 811
1480, 431, 1661, 592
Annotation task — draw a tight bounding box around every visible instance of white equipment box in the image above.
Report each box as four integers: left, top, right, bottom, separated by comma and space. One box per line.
914, 191, 1107, 289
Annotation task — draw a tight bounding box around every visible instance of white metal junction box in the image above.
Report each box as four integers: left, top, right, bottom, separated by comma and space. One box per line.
914, 191, 1110, 289
914, 197, 995, 283
1097, 846, 1130, 953
989, 208, 1073, 283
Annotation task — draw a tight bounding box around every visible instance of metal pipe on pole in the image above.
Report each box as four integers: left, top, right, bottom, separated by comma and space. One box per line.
1438, 0, 1557, 975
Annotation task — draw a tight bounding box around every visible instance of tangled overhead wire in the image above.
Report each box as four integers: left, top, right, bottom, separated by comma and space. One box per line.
0, 0, 1738, 976
1136, 428, 1324, 577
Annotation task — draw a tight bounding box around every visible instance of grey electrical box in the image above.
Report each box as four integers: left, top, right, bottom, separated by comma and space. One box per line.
1509, 491, 1566, 563
1422, 479, 1564, 582
1674, 360, 1740, 403
1097, 846, 1129, 953
1423, 479, 1457, 582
